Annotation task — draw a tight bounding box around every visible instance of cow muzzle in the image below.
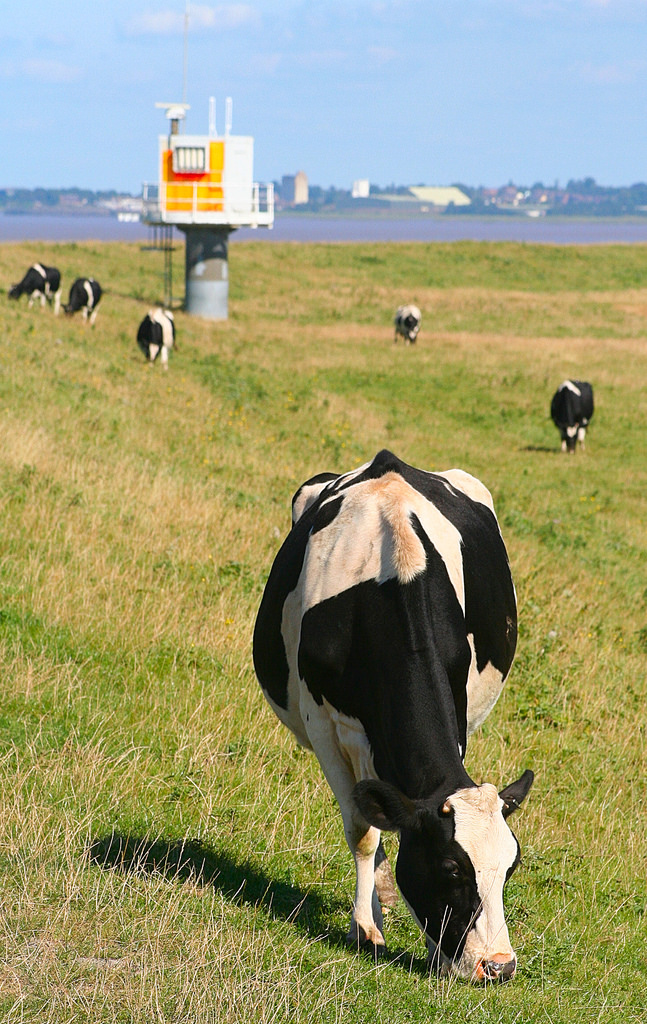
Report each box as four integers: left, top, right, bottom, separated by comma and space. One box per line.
474, 954, 517, 983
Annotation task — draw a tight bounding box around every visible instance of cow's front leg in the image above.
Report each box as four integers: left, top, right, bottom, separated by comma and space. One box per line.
345, 810, 386, 956
299, 692, 386, 956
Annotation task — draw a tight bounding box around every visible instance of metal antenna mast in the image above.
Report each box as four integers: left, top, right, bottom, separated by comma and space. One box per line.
182, 1, 189, 105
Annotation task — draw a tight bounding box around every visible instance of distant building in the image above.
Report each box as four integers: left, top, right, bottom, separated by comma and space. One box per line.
352, 179, 370, 199
408, 186, 471, 208
281, 171, 309, 206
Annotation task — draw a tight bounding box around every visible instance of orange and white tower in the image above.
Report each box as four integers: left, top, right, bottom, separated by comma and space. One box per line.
142, 100, 274, 319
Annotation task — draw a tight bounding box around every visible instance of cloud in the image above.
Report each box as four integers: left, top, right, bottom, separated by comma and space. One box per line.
295, 50, 349, 70
574, 58, 646, 83
248, 53, 282, 74
367, 45, 398, 65
1, 58, 82, 83
127, 4, 259, 35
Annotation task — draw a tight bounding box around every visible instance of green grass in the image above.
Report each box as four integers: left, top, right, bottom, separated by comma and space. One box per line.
0, 239, 646, 1022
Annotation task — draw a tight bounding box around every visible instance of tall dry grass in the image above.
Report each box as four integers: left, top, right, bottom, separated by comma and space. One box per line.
0, 238, 645, 1022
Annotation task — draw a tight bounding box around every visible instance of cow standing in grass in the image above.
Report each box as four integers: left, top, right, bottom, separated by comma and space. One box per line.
9, 264, 62, 314
551, 380, 594, 453
64, 278, 102, 325
394, 305, 421, 344
254, 449, 533, 983
136, 308, 176, 369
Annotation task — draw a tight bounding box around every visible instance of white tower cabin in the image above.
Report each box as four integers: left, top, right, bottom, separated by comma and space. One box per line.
142, 100, 274, 319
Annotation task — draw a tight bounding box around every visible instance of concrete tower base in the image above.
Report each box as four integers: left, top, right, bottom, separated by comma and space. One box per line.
182, 226, 233, 319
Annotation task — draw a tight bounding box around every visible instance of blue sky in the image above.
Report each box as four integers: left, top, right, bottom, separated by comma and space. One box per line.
2, 1, 647, 192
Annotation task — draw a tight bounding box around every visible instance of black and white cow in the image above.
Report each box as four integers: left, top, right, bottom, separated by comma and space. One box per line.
64, 278, 102, 325
394, 304, 421, 344
8, 264, 61, 314
550, 380, 594, 453
136, 308, 176, 369
253, 450, 533, 983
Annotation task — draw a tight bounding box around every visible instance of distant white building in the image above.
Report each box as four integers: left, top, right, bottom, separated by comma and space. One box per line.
352, 179, 370, 199
408, 186, 471, 207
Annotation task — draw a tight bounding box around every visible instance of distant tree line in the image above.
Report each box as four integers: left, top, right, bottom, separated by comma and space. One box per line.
0, 188, 125, 213
4, 179, 647, 217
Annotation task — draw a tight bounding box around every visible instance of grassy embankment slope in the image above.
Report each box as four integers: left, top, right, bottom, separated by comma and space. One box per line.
0, 239, 646, 1023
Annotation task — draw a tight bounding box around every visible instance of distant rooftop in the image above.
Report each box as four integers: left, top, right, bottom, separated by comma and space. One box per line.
408, 186, 471, 207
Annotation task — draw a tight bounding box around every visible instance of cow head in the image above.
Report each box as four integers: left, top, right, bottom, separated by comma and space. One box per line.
353, 769, 533, 982
8, 284, 21, 300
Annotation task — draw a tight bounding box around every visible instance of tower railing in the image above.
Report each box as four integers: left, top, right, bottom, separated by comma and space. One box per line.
142, 181, 274, 227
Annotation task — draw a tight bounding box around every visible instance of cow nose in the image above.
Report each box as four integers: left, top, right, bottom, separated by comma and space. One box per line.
478, 956, 517, 982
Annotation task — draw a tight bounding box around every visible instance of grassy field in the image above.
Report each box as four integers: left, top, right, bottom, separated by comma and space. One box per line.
0, 238, 646, 1023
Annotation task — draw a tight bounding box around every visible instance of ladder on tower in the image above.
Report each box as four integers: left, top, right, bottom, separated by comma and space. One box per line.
145, 224, 176, 308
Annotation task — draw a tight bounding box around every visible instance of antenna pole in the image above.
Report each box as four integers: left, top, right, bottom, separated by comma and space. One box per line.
182, 1, 189, 106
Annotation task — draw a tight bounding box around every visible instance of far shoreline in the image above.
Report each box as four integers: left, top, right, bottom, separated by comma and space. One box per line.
3, 210, 647, 246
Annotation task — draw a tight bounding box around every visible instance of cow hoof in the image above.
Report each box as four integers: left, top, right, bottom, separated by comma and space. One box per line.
346, 925, 386, 960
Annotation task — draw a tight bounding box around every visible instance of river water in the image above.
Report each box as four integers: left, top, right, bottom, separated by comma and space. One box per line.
3, 212, 647, 245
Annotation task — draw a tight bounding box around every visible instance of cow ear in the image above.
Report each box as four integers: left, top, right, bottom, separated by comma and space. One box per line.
352, 780, 420, 832
499, 769, 534, 819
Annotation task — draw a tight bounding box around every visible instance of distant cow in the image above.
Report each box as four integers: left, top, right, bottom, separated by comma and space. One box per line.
551, 380, 594, 453
394, 304, 421, 344
64, 278, 102, 325
9, 264, 61, 314
254, 449, 534, 982
136, 308, 176, 369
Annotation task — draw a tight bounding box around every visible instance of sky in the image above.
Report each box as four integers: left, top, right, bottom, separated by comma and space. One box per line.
2, 0, 647, 193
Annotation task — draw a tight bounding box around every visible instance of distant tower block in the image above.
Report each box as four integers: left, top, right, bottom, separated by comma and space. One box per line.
142, 100, 274, 319
281, 171, 308, 206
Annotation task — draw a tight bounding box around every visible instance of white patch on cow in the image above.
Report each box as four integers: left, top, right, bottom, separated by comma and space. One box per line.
148, 343, 161, 363
292, 480, 333, 525
83, 280, 95, 309
328, 459, 373, 493
150, 308, 174, 352
566, 425, 578, 438
577, 426, 586, 444
32, 263, 47, 280
322, 698, 378, 782
465, 633, 505, 736
301, 472, 465, 613
277, 585, 313, 747
448, 785, 518, 974
437, 469, 496, 515
561, 380, 581, 396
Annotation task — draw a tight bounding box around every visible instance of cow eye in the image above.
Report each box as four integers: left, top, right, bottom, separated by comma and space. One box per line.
441, 858, 460, 879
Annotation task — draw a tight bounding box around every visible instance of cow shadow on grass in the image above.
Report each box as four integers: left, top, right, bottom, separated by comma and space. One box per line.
521, 445, 560, 454
87, 833, 426, 975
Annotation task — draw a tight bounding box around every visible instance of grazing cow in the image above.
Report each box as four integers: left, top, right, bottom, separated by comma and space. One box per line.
550, 380, 594, 453
64, 278, 102, 325
8, 264, 61, 314
394, 304, 421, 344
253, 449, 533, 983
136, 308, 176, 369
